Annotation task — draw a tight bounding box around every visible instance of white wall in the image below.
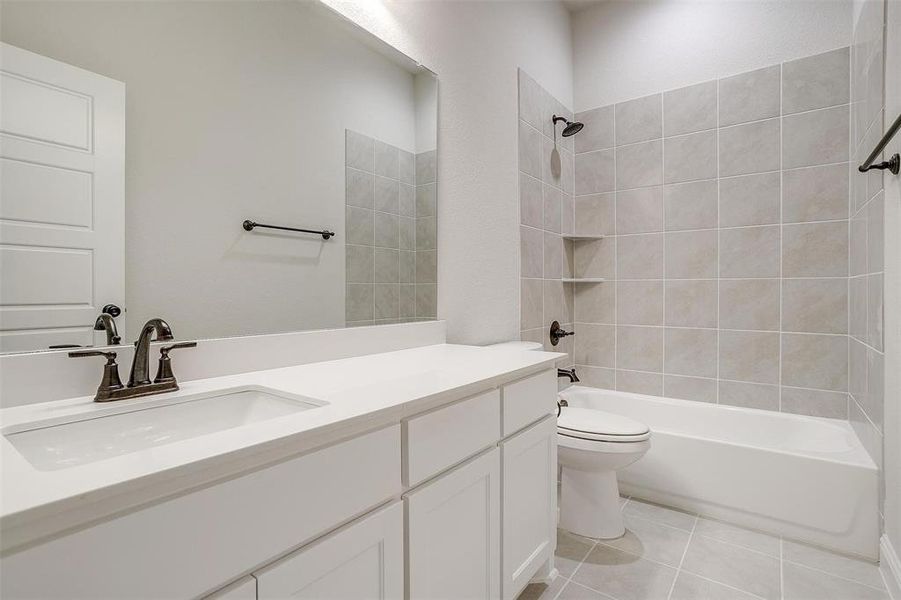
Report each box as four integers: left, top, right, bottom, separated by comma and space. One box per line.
322, 0, 574, 344
0, 1, 418, 341
415, 73, 439, 152
573, 0, 852, 110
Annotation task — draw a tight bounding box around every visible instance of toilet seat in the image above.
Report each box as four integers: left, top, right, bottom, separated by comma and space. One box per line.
557, 407, 651, 443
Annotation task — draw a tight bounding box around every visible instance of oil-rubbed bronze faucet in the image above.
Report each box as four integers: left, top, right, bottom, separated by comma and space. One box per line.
128, 318, 174, 387
69, 318, 196, 402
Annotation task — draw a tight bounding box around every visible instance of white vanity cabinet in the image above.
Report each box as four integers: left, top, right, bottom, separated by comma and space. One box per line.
255, 502, 404, 599
501, 416, 557, 599
2, 366, 559, 600
402, 368, 557, 600
406, 448, 502, 599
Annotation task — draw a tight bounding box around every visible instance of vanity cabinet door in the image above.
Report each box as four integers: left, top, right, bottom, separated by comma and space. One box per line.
501, 416, 557, 600
255, 501, 403, 599
406, 448, 501, 600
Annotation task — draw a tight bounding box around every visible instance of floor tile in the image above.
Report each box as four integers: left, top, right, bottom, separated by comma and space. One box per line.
519, 575, 569, 600
782, 540, 885, 589
692, 517, 780, 557
681, 535, 781, 600
571, 544, 677, 600
782, 561, 889, 600
599, 514, 691, 567
622, 498, 697, 532
669, 571, 762, 600
557, 580, 612, 599
556, 528, 596, 578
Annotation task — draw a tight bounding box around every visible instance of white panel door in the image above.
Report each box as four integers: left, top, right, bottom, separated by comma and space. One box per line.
255, 502, 403, 600
501, 416, 557, 600
406, 448, 501, 600
0, 43, 124, 352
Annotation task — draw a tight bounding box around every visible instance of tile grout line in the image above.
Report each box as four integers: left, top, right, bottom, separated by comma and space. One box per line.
666, 514, 698, 600
573, 101, 851, 158
661, 92, 668, 397
780, 556, 890, 592
779, 537, 785, 600
598, 217, 852, 237
715, 74, 721, 404
571, 158, 854, 195
779, 61, 785, 411
612, 102, 618, 389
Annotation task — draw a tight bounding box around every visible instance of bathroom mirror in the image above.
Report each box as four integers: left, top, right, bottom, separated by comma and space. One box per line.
0, 0, 438, 354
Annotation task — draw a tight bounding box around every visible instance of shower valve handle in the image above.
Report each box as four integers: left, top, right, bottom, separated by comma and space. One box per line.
549, 321, 573, 346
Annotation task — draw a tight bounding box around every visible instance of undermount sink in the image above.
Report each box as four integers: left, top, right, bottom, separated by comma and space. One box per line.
3, 386, 326, 471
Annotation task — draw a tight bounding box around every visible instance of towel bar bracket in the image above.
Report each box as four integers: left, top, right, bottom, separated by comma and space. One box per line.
858, 153, 900, 175
858, 112, 901, 176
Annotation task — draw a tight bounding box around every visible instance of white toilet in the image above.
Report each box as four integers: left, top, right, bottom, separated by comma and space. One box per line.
486, 340, 651, 540
556, 407, 650, 539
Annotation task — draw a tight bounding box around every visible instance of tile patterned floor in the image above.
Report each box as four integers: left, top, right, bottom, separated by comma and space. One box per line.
520, 496, 892, 600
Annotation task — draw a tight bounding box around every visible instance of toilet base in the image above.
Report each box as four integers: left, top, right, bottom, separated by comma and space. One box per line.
559, 467, 624, 539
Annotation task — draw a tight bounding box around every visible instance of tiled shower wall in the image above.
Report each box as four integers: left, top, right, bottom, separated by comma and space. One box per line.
344, 130, 437, 326
518, 70, 575, 365
849, 0, 886, 520
568, 48, 856, 418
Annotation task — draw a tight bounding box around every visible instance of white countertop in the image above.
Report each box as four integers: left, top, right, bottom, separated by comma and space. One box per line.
0, 343, 562, 553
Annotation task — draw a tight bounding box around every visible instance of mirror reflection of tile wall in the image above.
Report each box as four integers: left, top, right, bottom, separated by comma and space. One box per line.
345, 130, 436, 326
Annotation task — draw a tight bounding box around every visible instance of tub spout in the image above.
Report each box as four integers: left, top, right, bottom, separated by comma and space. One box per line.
558, 368, 580, 383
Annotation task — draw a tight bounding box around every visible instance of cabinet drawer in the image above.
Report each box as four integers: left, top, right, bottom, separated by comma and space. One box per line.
0, 426, 401, 600
255, 502, 403, 599
405, 389, 500, 487
502, 369, 556, 436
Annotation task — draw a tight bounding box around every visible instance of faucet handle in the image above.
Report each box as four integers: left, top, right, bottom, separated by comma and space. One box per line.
68, 349, 120, 365
154, 342, 197, 384
68, 349, 125, 401
159, 341, 197, 355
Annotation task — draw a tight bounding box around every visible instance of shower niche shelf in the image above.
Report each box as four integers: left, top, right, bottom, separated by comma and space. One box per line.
561, 234, 607, 284
561, 234, 605, 241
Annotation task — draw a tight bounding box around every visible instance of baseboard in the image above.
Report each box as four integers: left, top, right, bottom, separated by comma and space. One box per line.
882, 535, 901, 599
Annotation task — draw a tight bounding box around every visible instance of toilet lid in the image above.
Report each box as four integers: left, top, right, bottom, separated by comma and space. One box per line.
557, 407, 651, 442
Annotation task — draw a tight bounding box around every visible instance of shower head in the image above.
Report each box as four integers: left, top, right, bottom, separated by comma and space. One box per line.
553, 115, 584, 137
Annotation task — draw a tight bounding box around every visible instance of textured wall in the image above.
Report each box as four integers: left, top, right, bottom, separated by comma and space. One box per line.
568, 48, 855, 418
322, 0, 574, 344
573, 0, 852, 111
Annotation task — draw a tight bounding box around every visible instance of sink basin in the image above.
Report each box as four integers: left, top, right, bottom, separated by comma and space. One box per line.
4, 386, 326, 471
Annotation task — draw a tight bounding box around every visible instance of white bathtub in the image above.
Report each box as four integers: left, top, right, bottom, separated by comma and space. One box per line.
559, 386, 880, 559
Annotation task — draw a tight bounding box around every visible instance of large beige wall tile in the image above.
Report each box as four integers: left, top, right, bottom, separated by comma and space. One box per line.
781, 333, 848, 391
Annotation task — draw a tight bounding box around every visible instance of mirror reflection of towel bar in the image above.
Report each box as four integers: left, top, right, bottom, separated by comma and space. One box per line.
242, 220, 335, 240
